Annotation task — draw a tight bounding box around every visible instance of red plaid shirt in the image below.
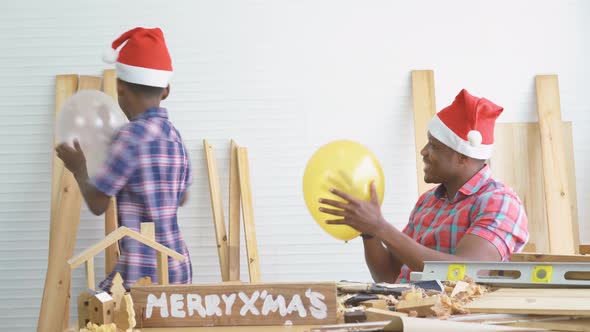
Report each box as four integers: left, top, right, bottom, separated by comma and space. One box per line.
397, 165, 528, 283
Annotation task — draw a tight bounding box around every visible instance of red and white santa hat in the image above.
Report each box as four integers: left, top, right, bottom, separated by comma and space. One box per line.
428, 89, 503, 160
103, 27, 173, 88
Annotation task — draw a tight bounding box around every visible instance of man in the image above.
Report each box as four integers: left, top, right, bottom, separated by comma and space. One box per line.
319, 89, 528, 283
56, 27, 192, 290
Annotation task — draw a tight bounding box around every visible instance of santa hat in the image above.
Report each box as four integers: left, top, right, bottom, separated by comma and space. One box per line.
103, 27, 172, 88
427, 89, 503, 160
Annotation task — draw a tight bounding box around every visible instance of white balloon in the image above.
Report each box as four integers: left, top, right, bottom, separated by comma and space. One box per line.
56, 90, 127, 178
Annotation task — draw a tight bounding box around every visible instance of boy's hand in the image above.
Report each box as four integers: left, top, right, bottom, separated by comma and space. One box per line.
55, 140, 87, 176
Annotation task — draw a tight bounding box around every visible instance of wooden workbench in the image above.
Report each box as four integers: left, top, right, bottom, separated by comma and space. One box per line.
144, 326, 316, 332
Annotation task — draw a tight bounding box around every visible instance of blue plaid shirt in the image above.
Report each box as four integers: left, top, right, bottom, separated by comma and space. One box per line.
90, 107, 192, 290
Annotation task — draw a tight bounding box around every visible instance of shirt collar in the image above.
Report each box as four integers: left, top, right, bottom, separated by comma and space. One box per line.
132, 107, 168, 121
434, 164, 491, 201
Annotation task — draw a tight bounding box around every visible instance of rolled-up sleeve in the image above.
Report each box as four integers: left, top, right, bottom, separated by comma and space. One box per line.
466, 191, 529, 260
89, 132, 139, 197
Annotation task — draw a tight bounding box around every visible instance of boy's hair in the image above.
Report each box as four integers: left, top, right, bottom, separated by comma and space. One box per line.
120, 80, 165, 97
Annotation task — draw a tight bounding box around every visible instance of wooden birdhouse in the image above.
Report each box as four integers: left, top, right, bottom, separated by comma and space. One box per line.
77, 292, 93, 328
88, 292, 115, 325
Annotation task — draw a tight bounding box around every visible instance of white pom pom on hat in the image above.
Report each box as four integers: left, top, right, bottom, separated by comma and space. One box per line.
467, 130, 482, 147
102, 47, 119, 64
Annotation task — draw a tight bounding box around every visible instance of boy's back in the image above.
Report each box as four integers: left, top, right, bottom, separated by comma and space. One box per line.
91, 106, 192, 290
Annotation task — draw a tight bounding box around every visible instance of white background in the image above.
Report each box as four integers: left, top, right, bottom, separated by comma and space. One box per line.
0, 1, 588, 330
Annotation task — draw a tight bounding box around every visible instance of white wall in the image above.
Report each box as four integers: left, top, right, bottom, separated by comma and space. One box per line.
0, 0, 588, 330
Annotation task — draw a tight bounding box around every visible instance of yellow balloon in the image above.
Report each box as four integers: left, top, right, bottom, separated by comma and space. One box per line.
303, 140, 385, 241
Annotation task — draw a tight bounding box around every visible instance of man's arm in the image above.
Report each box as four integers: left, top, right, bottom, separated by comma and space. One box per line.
379, 225, 500, 272
320, 183, 504, 275
363, 237, 403, 283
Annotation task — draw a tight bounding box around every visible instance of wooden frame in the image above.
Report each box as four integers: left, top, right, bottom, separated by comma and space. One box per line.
68, 226, 185, 288
203, 140, 261, 283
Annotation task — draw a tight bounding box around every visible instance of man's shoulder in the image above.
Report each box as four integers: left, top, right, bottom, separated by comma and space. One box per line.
476, 177, 522, 204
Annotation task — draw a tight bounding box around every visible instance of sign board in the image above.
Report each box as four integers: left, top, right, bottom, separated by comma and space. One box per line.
131, 282, 337, 327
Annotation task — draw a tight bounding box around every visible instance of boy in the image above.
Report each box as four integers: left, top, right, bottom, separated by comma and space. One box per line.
56, 27, 192, 290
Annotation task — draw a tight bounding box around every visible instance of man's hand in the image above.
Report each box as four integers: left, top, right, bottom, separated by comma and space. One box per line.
319, 181, 386, 236
55, 140, 87, 176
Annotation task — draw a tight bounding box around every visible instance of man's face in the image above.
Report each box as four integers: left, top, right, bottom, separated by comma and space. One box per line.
420, 133, 461, 184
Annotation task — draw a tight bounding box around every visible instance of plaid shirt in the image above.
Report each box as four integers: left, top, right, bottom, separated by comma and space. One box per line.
90, 107, 192, 290
397, 165, 528, 283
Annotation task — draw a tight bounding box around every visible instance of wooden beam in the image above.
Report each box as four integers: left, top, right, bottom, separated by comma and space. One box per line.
411, 70, 437, 195
492, 123, 549, 253
237, 147, 261, 283
49, 75, 78, 233
535, 75, 576, 254
102, 69, 120, 276
157, 252, 169, 285
492, 122, 578, 254
102, 69, 117, 98
140, 222, 155, 241
68, 227, 184, 269
465, 288, 590, 315
203, 140, 230, 281
510, 253, 590, 263
38, 75, 99, 332
228, 140, 241, 281
562, 121, 580, 253
365, 308, 406, 322
85, 257, 95, 291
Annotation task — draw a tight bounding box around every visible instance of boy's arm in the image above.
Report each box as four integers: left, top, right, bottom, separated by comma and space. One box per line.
56, 140, 111, 216
180, 191, 189, 206
74, 167, 111, 216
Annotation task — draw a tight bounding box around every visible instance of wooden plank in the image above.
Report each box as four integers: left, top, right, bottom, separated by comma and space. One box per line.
535, 75, 576, 254
104, 198, 119, 276
156, 252, 169, 286
141, 222, 156, 241
143, 326, 316, 332
365, 308, 406, 322
395, 295, 439, 317
510, 253, 590, 263
411, 70, 437, 195
491, 123, 549, 253
102, 68, 120, 277
491, 122, 578, 254
465, 288, 590, 315
237, 147, 261, 283
203, 140, 230, 281
68, 227, 184, 268
228, 140, 241, 281
86, 257, 95, 291
102, 69, 117, 98
506, 317, 590, 331
131, 282, 337, 327
49, 75, 78, 234
563, 121, 580, 252
38, 75, 95, 332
